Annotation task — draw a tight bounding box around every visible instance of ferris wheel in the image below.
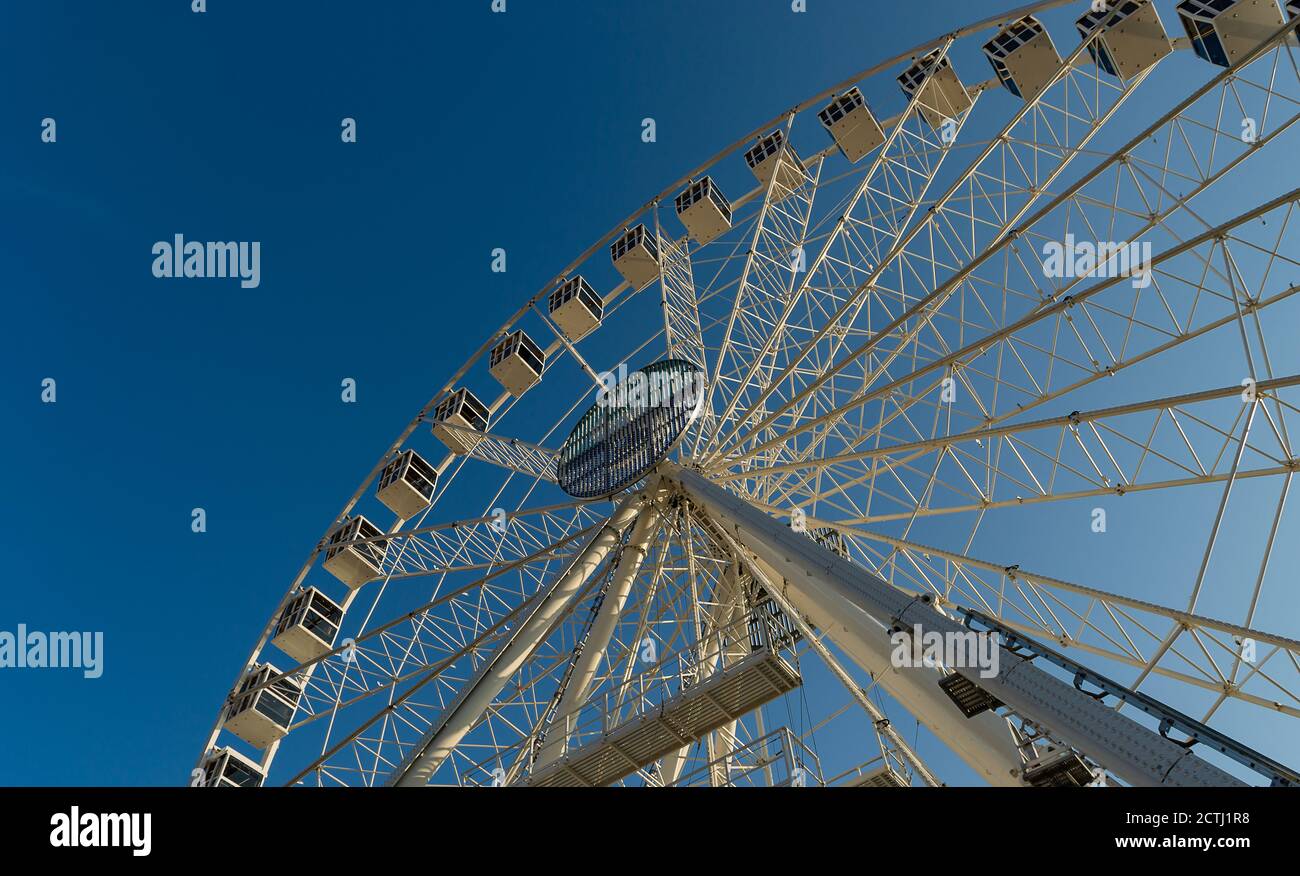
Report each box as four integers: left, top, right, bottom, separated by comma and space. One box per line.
196, 0, 1300, 788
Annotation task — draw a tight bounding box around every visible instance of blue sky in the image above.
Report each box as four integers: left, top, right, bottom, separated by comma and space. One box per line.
1, 0, 1297, 786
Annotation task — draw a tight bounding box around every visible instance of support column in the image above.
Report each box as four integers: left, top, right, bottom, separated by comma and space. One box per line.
389, 485, 653, 786
710, 567, 748, 786
668, 465, 1246, 788
533, 497, 664, 769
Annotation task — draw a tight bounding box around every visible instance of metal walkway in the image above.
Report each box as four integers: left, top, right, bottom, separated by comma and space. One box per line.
523, 648, 801, 787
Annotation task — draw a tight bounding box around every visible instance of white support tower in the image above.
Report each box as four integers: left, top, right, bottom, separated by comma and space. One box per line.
667, 465, 1247, 787
389, 486, 659, 786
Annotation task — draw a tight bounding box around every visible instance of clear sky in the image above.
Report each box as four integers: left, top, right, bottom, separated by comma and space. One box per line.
2, 0, 1297, 786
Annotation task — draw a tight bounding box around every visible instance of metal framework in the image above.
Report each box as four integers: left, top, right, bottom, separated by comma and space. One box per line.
198, 1, 1300, 788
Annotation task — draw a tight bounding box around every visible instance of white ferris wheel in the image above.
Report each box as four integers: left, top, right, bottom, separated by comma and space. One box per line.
197, 0, 1300, 788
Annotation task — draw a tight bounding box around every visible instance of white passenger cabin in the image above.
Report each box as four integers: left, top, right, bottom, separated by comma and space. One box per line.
897, 50, 972, 130
1076, 0, 1172, 81
489, 330, 545, 397
200, 747, 265, 787
744, 129, 808, 198
224, 663, 303, 749
271, 587, 344, 664
1176, 0, 1285, 69
432, 387, 490, 454
675, 177, 733, 245
322, 515, 386, 588
817, 88, 885, 163
548, 276, 603, 342
610, 225, 661, 290
376, 449, 439, 519
982, 15, 1062, 102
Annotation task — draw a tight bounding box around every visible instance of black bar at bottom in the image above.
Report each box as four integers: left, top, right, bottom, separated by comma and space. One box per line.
0, 786, 1287, 862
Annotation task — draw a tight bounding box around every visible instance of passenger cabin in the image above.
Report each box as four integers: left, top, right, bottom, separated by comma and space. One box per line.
432, 387, 490, 454
1176, 0, 1285, 68
548, 276, 603, 342
675, 177, 733, 245
376, 449, 439, 519
271, 587, 344, 664
489, 330, 545, 397
982, 15, 1062, 101
817, 88, 885, 163
1076, 0, 1172, 80
744, 129, 807, 197
610, 225, 661, 290
199, 747, 265, 788
322, 515, 387, 588
897, 50, 972, 130
224, 664, 303, 749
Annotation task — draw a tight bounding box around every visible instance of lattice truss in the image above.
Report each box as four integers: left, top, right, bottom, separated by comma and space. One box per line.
431, 422, 559, 483
834, 523, 1300, 721
201, 5, 1300, 787
295, 500, 888, 787
271, 501, 609, 735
